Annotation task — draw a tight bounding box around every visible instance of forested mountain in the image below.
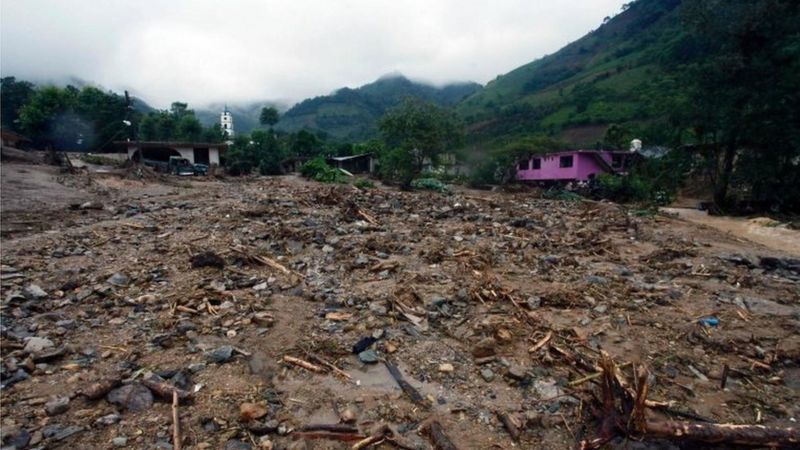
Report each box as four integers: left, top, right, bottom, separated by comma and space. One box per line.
277, 74, 481, 141
458, 0, 684, 146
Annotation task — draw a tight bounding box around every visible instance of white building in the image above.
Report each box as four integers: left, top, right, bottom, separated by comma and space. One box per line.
220, 106, 234, 139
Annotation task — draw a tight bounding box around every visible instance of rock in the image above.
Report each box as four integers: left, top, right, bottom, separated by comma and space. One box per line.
45, 396, 70, 416
207, 345, 235, 363
358, 349, 379, 364
239, 402, 268, 421
526, 297, 542, 308
225, 440, 252, 450
23, 284, 48, 299
253, 282, 268, 291
593, 304, 608, 314
585, 275, 608, 285
107, 384, 154, 411
258, 436, 274, 450
372, 329, 385, 340
438, 363, 455, 373
340, 408, 356, 423
480, 368, 495, 382
533, 378, 565, 399
107, 273, 129, 287
471, 337, 497, 358
95, 414, 122, 426
352, 336, 377, 354
52, 426, 84, 441
24, 337, 55, 353
7, 429, 31, 449
191, 251, 226, 269
80, 201, 104, 210
506, 365, 528, 382
353, 255, 369, 267
368, 302, 388, 316
112, 436, 128, 447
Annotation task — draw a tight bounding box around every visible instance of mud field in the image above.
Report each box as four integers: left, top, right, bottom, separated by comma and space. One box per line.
2, 162, 799, 450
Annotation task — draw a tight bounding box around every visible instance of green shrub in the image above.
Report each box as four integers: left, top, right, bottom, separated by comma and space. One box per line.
543, 188, 583, 201
410, 178, 449, 192
300, 157, 345, 183
354, 178, 375, 189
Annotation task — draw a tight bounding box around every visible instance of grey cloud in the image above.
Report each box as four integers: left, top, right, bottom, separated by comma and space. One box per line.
1, 0, 626, 108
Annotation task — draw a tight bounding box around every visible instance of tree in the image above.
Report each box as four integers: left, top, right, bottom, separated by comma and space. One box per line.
290, 129, 321, 157
224, 130, 285, 175
259, 106, 280, 127
1, 77, 35, 131
676, 0, 800, 209
377, 98, 463, 188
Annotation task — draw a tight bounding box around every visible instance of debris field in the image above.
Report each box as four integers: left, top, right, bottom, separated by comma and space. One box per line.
1, 166, 799, 449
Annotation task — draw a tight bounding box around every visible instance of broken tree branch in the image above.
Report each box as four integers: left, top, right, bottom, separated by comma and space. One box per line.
384, 360, 428, 407
424, 420, 459, 450
172, 390, 182, 450
283, 355, 325, 373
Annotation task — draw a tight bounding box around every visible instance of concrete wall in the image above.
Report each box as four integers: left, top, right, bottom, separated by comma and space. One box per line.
126, 145, 222, 165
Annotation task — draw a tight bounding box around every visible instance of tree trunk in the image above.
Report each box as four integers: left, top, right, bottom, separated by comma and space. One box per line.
713, 142, 736, 207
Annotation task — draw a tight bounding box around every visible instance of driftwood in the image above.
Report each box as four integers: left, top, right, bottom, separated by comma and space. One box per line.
384, 360, 428, 407
497, 411, 521, 441
172, 390, 182, 450
580, 351, 800, 449
81, 377, 122, 400
142, 377, 193, 401
424, 420, 459, 450
299, 424, 359, 433
283, 355, 325, 373
293, 431, 367, 442
351, 425, 391, 450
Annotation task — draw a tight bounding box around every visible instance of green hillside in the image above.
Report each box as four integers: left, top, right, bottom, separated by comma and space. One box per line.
277, 74, 481, 141
458, 0, 685, 146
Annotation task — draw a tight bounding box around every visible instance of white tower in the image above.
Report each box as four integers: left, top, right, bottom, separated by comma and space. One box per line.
220, 106, 234, 140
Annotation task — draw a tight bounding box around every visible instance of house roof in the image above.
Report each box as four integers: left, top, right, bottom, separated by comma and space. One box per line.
328, 153, 373, 162
114, 141, 228, 149
1, 129, 31, 142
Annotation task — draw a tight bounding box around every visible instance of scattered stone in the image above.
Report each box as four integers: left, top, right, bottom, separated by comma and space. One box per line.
593, 304, 608, 314
340, 408, 356, 423
191, 252, 225, 269
24, 336, 55, 353
51, 425, 84, 441
107, 384, 154, 411
7, 429, 31, 449
352, 336, 377, 354
207, 345, 235, 363
480, 368, 495, 382
239, 402, 268, 421
253, 282, 268, 291
95, 414, 122, 426
80, 201, 104, 210
45, 396, 70, 416
439, 363, 455, 373
358, 349, 379, 364
23, 284, 48, 299
258, 436, 274, 450
107, 273, 129, 287
112, 436, 128, 447
471, 337, 497, 358
225, 440, 252, 450
506, 365, 528, 382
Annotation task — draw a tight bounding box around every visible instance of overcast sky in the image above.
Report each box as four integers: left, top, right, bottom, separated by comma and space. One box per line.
1, 0, 626, 108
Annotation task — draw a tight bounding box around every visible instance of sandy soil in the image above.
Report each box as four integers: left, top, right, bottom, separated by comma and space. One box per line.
1, 163, 798, 450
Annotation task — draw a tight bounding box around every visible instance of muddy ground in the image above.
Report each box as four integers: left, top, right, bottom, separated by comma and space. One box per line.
1, 160, 799, 450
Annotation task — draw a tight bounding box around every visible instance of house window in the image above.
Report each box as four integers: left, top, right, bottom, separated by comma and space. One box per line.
612, 154, 623, 168
532, 158, 541, 170
559, 155, 574, 168
518, 159, 530, 170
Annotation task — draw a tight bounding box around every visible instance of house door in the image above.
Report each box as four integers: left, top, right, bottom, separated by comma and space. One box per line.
194, 148, 210, 165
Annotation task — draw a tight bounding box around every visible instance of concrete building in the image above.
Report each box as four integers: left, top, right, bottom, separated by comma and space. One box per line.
516, 149, 636, 183
115, 141, 226, 166
220, 106, 234, 140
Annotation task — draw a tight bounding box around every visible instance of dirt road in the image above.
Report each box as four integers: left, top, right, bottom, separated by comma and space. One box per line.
663, 207, 800, 257
2, 162, 798, 449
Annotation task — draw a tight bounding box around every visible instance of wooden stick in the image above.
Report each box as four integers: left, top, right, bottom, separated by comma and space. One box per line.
528, 331, 553, 353
384, 360, 428, 407
299, 424, 358, 433
142, 377, 193, 401
172, 390, 182, 450
283, 355, 325, 373
424, 420, 459, 450
643, 421, 799, 446
292, 432, 367, 442
351, 425, 391, 450
497, 411, 521, 442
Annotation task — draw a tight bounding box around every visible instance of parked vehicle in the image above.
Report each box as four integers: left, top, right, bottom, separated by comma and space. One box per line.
143, 156, 198, 176
193, 163, 209, 176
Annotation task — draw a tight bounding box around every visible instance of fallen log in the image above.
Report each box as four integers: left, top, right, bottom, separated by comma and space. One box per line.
80, 377, 123, 400
142, 377, 193, 401
497, 411, 521, 442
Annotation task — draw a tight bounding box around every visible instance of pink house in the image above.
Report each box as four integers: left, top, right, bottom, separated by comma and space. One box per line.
516, 150, 634, 183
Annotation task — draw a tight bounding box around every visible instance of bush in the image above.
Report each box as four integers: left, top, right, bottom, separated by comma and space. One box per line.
592, 173, 669, 205
300, 157, 345, 183
410, 178, 449, 192
354, 178, 375, 190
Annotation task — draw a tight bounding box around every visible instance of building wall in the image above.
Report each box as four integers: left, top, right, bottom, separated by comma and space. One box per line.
517, 152, 580, 181
126, 145, 222, 165
209, 148, 220, 165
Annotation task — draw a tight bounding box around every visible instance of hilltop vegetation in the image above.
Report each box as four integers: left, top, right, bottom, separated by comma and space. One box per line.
458, 0, 683, 147
277, 74, 480, 141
